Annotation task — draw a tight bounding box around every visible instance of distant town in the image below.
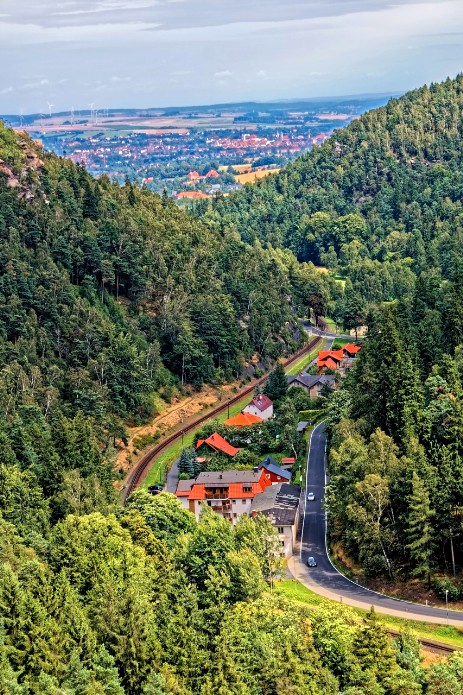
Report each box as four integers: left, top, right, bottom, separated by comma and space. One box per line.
3, 94, 395, 200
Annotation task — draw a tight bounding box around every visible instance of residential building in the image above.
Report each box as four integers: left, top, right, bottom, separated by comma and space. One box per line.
176, 469, 271, 522
196, 432, 239, 457
259, 456, 292, 484
287, 373, 335, 398
243, 394, 273, 421
250, 483, 301, 557
224, 412, 264, 427
317, 345, 361, 375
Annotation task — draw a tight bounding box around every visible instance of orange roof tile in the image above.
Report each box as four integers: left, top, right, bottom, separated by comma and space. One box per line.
195, 432, 239, 457
343, 343, 361, 354
224, 412, 264, 427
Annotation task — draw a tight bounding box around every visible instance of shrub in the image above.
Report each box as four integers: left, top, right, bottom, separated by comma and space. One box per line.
432, 578, 461, 601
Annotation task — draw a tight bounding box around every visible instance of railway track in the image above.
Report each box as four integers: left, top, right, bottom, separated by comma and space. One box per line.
387, 629, 462, 655
121, 336, 321, 503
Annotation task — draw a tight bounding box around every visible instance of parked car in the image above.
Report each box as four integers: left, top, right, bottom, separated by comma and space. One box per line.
148, 484, 164, 496
307, 556, 317, 567
307, 492, 315, 501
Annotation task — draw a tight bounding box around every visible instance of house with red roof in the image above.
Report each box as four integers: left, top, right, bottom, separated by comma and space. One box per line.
243, 394, 273, 421
188, 171, 200, 181
176, 191, 209, 200
224, 412, 263, 427
204, 169, 220, 178
196, 432, 239, 457
176, 469, 271, 521
317, 345, 361, 374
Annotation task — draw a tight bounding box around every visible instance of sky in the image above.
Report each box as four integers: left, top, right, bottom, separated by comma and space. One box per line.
0, 0, 463, 114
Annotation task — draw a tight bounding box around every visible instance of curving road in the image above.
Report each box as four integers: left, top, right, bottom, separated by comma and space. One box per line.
290, 422, 463, 626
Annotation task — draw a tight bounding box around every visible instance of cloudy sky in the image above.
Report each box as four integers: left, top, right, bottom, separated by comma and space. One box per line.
1, 0, 462, 114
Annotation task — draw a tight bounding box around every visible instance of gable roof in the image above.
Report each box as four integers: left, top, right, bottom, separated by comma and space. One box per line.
196, 432, 239, 457
250, 483, 301, 525
177, 469, 270, 501
317, 357, 339, 370
343, 343, 362, 355
224, 412, 263, 427
259, 457, 291, 481
287, 373, 336, 388
245, 394, 273, 412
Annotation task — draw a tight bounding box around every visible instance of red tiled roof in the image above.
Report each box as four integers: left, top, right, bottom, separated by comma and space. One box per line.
343, 343, 361, 354
245, 394, 273, 412
205, 169, 220, 178
281, 457, 296, 464
184, 471, 270, 501
195, 432, 239, 457
318, 357, 339, 370
224, 412, 263, 427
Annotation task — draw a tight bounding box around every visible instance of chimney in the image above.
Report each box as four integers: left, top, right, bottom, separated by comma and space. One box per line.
253, 466, 259, 473
219, 474, 223, 479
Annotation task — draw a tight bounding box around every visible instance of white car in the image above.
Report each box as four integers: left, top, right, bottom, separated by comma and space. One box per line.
307, 492, 315, 501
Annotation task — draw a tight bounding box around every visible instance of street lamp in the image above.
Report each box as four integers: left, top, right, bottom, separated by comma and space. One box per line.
445, 589, 449, 621
227, 399, 231, 419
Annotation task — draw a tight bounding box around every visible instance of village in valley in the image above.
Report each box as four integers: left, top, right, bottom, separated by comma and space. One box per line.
171, 339, 362, 554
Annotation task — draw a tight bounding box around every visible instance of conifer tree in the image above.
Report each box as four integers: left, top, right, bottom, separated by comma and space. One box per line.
265, 362, 287, 403
178, 448, 194, 478
406, 471, 435, 585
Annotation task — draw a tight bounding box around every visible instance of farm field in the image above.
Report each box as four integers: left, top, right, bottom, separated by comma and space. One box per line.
235, 168, 281, 184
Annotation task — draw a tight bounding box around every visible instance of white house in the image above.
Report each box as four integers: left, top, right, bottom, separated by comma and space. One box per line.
243, 394, 273, 421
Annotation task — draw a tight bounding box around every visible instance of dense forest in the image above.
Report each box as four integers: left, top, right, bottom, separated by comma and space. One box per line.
3, 73, 463, 692
0, 121, 335, 521
205, 74, 463, 317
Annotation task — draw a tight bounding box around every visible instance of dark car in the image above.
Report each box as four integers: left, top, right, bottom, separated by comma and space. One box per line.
307, 556, 317, 567
148, 484, 164, 495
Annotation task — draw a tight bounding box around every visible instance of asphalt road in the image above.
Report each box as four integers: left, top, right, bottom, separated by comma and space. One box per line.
296, 421, 463, 625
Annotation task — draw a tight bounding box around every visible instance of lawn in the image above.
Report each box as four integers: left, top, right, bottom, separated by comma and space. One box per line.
275, 580, 463, 649
331, 338, 352, 349
286, 339, 326, 376
323, 317, 337, 332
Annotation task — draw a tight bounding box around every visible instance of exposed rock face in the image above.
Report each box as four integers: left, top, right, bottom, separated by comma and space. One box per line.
0, 133, 44, 200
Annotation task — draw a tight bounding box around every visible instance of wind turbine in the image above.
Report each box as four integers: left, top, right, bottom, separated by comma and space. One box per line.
47, 102, 54, 118
88, 102, 94, 124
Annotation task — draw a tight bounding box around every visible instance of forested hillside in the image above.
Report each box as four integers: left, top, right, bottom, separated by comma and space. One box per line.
206, 75, 463, 310
203, 76, 463, 591
0, 122, 334, 521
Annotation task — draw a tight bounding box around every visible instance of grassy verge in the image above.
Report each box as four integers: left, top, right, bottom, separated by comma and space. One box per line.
286, 339, 326, 376
274, 580, 463, 648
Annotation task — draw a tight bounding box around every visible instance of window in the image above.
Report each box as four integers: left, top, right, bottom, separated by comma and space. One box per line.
232, 500, 236, 504
243, 486, 252, 493
242, 499, 246, 504
207, 501, 211, 507
233, 513, 237, 518
277, 527, 284, 534
280, 541, 285, 547
266, 474, 270, 479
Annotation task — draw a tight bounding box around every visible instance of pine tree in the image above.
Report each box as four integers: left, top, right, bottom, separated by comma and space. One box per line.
406, 471, 434, 585
178, 448, 194, 478
265, 362, 287, 403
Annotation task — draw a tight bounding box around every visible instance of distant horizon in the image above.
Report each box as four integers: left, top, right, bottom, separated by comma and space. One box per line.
1, 90, 404, 119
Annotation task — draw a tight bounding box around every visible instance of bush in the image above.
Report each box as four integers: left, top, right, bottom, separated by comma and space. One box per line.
432, 578, 461, 601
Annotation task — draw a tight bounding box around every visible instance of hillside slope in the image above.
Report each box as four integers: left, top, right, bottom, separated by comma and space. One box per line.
207, 74, 463, 304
